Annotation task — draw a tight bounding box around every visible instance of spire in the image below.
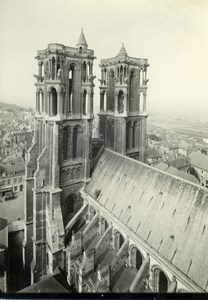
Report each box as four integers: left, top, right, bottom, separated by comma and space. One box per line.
76, 28, 88, 49
118, 43, 127, 56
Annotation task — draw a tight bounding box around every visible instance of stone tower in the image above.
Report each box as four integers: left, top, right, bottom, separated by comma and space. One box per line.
98, 44, 149, 162
23, 29, 95, 285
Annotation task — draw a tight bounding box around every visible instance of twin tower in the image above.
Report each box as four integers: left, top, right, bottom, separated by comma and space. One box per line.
23, 30, 149, 285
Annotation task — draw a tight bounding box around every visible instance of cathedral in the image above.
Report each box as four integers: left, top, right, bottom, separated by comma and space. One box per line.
22, 30, 208, 293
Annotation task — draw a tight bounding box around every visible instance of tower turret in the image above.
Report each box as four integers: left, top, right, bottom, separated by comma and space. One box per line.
23, 30, 95, 285
98, 44, 149, 162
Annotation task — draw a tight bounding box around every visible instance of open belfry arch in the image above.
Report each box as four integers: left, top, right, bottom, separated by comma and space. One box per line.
23, 29, 96, 285
98, 43, 149, 162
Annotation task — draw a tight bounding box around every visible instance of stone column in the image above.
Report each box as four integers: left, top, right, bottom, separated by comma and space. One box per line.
55, 57, 57, 80
89, 63, 93, 75
124, 92, 127, 114
142, 68, 145, 86
48, 91, 51, 115
143, 91, 147, 113
87, 90, 91, 115
129, 124, 133, 149
38, 61, 42, 82
49, 58, 52, 80
36, 92, 39, 113
52, 122, 59, 188
57, 90, 61, 115
114, 92, 118, 114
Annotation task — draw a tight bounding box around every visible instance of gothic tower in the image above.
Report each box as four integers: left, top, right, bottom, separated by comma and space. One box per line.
23, 29, 95, 285
98, 44, 149, 162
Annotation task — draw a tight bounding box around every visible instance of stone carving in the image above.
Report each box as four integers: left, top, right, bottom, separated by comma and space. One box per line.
61, 165, 82, 184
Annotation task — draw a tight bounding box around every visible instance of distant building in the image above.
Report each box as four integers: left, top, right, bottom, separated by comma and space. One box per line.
168, 157, 190, 172
155, 162, 199, 184
189, 151, 208, 188
146, 148, 162, 166
177, 140, 190, 156
0, 157, 25, 200
0, 218, 8, 292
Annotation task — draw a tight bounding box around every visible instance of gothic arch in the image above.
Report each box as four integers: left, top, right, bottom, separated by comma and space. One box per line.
51, 57, 55, 80
100, 217, 108, 235
65, 194, 76, 216
72, 125, 83, 159
60, 87, 65, 114
106, 120, 114, 148
114, 231, 124, 251
107, 69, 115, 111
68, 63, 78, 113
152, 266, 170, 293
132, 121, 137, 148
83, 61, 87, 82
129, 246, 143, 270
63, 126, 69, 160
83, 90, 87, 115
129, 69, 138, 112
118, 90, 124, 113
126, 121, 133, 150
49, 87, 57, 116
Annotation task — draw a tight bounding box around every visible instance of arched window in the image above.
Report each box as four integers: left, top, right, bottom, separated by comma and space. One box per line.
83, 90, 87, 115
50, 87, 57, 116
130, 247, 143, 270
136, 249, 143, 270
73, 125, 83, 159
83, 62, 87, 82
57, 57, 61, 79
39, 89, 44, 113
103, 91, 107, 111
154, 268, 168, 293
100, 218, 108, 235
63, 127, 68, 160
129, 70, 138, 112
104, 68, 107, 85
107, 70, 115, 111
68, 65, 75, 113
126, 121, 132, 150
118, 90, 124, 113
106, 121, 114, 148
65, 194, 75, 215
115, 231, 124, 251
120, 65, 123, 84
52, 57, 55, 80
132, 122, 137, 148
60, 88, 65, 114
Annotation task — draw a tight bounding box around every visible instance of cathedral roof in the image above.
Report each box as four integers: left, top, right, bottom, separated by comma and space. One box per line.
85, 148, 208, 292
76, 28, 88, 48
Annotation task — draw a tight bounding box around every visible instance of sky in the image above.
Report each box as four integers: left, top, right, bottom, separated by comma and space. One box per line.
0, 0, 208, 114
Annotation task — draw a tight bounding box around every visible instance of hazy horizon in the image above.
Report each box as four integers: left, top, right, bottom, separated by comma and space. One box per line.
1, 0, 208, 114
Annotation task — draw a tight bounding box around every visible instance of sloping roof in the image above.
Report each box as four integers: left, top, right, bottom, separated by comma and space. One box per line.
178, 141, 190, 151
19, 275, 70, 293
155, 162, 199, 184
189, 151, 208, 172
76, 28, 88, 48
85, 149, 208, 292
0, 156, 25, 176
168, 157, 190, 169
146, 147, 162, 159
0, 218, 7, 231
